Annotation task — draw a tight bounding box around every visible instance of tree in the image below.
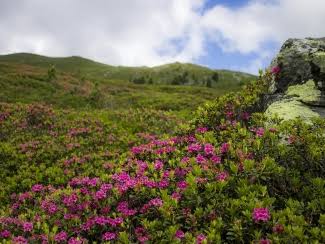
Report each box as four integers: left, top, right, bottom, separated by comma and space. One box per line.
212, 71, 219, 82
171, 71, 189, 85
131, 76, 146, 84
147, 77, 154, 84
206, 78, 212, 88
88, 82, 103, 107
47, 65, 57, 81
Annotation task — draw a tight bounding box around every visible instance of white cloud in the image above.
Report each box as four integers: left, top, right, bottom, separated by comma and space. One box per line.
0, 0, 205, 66
0, 0, 325, 73
202, 0, 325, 54
201, 0, 325, 73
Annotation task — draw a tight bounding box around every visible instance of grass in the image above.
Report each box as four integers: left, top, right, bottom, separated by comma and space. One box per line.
0, 53, 255, 86
0, 53, 256, 119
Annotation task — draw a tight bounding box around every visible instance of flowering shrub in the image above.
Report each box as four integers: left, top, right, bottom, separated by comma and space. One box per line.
0, 71, 325, 243
253, 208, 271, 222
270, 65, 281, 75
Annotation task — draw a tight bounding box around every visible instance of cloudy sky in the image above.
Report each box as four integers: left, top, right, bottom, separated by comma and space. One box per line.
1, 0, 325, 74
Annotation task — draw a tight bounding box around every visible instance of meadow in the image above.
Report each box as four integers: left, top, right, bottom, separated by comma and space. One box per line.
0, 55, 324, 243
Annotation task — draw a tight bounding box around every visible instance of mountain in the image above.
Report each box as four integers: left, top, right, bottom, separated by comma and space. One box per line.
0, 53, 256, 112
0, 53, 255, 86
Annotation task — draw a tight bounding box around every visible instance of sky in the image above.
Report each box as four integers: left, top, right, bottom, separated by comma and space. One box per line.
0, 0, 325, 74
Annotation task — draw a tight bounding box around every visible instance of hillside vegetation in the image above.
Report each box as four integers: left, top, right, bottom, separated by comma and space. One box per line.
0, 53, 254, 117
0, 53, 254, 86
0, 65, 324, 243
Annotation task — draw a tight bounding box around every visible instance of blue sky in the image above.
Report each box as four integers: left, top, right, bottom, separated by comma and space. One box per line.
198, 0, 281, 72
0, 0, 324, 74
203, 0, 249, 10
198, 37, 280, 72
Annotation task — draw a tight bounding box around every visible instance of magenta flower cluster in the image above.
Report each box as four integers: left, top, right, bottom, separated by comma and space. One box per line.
1, 107, 267, 243
253, 208, 271, 223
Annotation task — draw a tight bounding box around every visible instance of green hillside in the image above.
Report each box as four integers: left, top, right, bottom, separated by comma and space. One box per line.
0, 53, 255, 86
0, 53, 256, 115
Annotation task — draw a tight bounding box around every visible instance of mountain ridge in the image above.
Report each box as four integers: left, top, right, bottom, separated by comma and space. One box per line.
0, 52, 255, 76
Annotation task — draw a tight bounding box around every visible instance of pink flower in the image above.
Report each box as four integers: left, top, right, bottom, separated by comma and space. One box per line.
102, 232, 117, 241
149, 198, 163, 207
13, 236, 28, 244
54, 231, 68, 242
211, 155, 221, 164
196, 177, 207, 184
171, 192, 182, 200
241, 112, 250, 120
196, 154, 206, 164
95, 189, 107, 200
41, 200, 58, 215
175, 168, 187, 177
175, 230, 185, 239
63, 193, 78, 207
158, 179, 169, 189
31, 184, 44, 192
225, 111, 234, 119
196, 127, 208, 133
0, 230, 11, 238
253, 208, 271, 222
273, 223, 284, 233
269, 127, 277, 133
256, 127, 265, 137
154, 160, 163, 170
117, 201, 137, 216
135, 227, 149, 243
177, 181, 188, 190
196, 233, 206, 244
138, 235, 149, 243
288, 135, 295, 144
188, 143, 202, 153
100, 183, 112, 191
220, 143, 230, 154
18, 192, 32, 201
260, 238, 271, 244
68, 237, 84, 244
87, 177, 99, 187
48, 203, 58, 214
204, 144, 214, 155
216, 171, 229, 182
181, 156, 190, 164
271, 65, 281, 75
94, 216, 107, 226
22, 222, 33, 232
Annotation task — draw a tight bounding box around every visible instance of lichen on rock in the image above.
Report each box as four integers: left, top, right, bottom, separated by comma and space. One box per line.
265, 80, 321, 122
264, 37, 325, 122
312, 52, 325, 72
271, 38, 324, 90
286, 79, 321, 104
265, 98, 320, 122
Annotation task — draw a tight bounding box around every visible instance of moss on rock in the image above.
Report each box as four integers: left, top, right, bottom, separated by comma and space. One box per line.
266, 80, 322, 122
265, 98, 320, 122
286, 79, 321, 103
312, 52, 325, 73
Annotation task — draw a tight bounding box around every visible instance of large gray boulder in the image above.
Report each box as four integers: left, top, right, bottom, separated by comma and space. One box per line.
265, 37, 325, 121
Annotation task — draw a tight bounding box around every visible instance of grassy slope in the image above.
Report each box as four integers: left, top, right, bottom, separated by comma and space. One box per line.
0, 53, 255, 85
0, 53, 256, 118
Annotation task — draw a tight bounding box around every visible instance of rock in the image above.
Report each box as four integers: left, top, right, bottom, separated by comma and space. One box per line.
265, 80, 321, 122
265, 38, 325, 121
286, 80, 321, 104
265, 99, 320, 122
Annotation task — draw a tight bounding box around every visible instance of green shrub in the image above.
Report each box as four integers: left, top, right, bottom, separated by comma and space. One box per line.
0, 70, 324, 243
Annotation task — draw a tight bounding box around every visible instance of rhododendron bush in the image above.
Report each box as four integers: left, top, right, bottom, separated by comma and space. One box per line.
1, 71, 325, 243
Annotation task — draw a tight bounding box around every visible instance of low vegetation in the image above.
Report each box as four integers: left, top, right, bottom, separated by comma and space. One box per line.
0, 55, 324, 243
